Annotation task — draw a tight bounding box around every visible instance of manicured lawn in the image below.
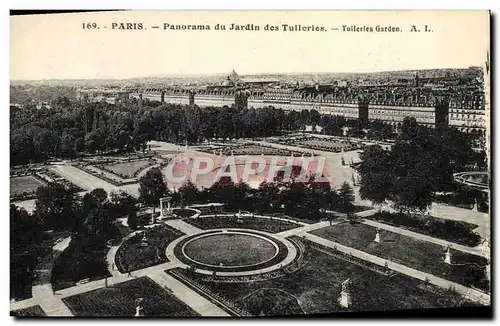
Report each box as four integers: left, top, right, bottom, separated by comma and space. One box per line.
115, 225, 184, 272
10, 176, 46, 197
297, 139, 358, 151
10, 305, 46, 317
232, 146, 286, 155
169, 242, 476, 316
366, 212, 481, 247
104, 160, 152, 178
311, 222, 489, 291
62, 277, 199, 317
183, 233, 277, 267
184, 215, 301, 233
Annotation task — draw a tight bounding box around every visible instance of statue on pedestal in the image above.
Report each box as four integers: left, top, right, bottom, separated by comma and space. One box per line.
135, 298, 144, 317
374, 230, 381, 243
338, 278, 352, 308
444, 246, 452, 265
472, 199, 478, 212
141, 231, 148, 247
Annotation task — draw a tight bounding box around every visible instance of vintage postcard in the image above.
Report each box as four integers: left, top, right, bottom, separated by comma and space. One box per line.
9, 10, 491, 318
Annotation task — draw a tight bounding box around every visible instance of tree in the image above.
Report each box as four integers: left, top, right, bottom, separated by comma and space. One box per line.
281, 182, 306, 216
127, 210, 138, 230
138, 167, 167, 213
60, 130, 76, 158
255, 181, 280, 213
178, 181, 200, 206
10, 205, 43, 300
84, 131, 103, 153
33, 128, 58, 161
209, 179, 237, 204
89, 188, 108, 205
81, 188, 109, 219
358, 145, 393, 205
34, 183, 78, 231
83, 206, 114, 240
232, 181, 253, 211
337, 182, 355, 213
109, 190, 137, 218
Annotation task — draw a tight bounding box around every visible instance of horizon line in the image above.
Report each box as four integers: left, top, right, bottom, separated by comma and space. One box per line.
10, 65, 484, 83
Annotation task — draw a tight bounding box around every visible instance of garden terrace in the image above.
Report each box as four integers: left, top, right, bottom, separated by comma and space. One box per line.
270, 136, 363, 153
42, 168, 85, 193
167, 243, 475, 316
10, 305, 46, 317
183, 214, 303, 233
76, 157, 161, 186
62, 277, 199, 317
115, 224, 185, 272
172, 208, 200, 218
366, 212, 482, 247
310, 222, 489, 292
10, 175, 46, 200
435, 192, 489, 214
100, 159, 154, 178
196, 144, 314, 157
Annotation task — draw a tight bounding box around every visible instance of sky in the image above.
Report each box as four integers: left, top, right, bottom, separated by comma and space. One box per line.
10, 10, 490, 80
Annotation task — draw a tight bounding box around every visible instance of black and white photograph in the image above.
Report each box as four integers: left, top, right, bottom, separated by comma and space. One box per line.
8, 10, 491, 318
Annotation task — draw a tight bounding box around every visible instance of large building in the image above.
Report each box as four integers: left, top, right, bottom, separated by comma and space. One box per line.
82, 69, 486, 134
76, 88, 131, 104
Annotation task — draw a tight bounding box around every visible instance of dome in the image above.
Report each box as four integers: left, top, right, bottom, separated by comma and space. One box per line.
228, 70, 240, 83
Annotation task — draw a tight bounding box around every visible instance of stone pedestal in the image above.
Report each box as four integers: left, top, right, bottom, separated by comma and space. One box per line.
338, 290, 351, 308
141, 233, 148, 247
135, 306, 143, 317
135, 298, 144, 317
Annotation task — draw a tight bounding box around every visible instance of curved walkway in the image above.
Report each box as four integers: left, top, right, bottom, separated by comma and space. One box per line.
106, 230, 143, 277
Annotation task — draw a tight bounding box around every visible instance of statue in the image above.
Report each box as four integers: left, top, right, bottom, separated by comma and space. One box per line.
135, 298, 144, 317
374, 230, 381, 243
341, 278, 351, 292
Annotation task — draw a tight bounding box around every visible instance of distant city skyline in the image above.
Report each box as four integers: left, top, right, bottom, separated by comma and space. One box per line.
9, 65, 485, 82
11, 11, 489, 80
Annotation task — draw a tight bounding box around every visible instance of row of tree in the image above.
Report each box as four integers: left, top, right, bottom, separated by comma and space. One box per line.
13, 95, 484, 167
138, 167, 356, 221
